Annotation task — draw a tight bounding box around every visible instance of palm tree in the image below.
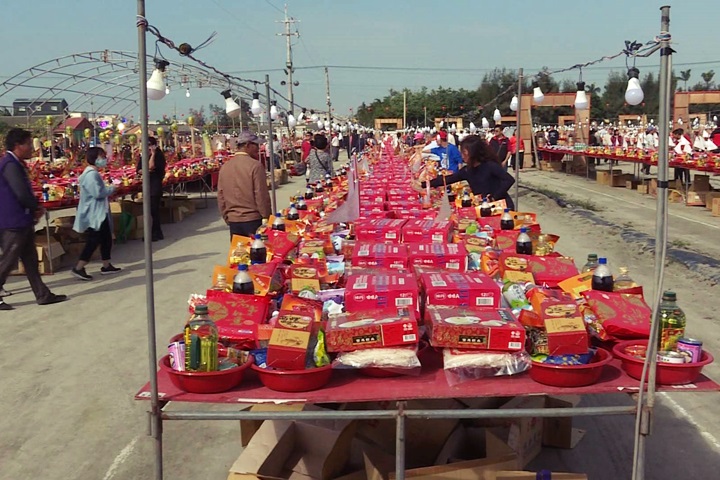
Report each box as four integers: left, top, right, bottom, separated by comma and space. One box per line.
679, 69, 692, 91
701, 70, 715, 90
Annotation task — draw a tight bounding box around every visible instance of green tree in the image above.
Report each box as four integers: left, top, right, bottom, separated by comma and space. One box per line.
701, 70, 715, 90
678, 69, 691, 91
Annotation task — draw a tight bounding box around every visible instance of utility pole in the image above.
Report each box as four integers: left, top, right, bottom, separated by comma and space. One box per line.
325, 66, 332, 129
277, 5, 299, 113
403, 90, 407, 130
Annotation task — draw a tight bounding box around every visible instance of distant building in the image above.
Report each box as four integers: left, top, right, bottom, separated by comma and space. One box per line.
13, 98, 69, 116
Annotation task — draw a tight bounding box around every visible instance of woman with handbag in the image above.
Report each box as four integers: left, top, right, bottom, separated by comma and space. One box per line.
307, 133, 334, 184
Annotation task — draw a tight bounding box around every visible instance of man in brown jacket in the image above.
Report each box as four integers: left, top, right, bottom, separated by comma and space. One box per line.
217, 131, 272, 238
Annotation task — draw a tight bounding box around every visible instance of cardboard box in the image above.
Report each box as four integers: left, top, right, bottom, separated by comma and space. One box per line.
704, 192, 720, 211
266, 311, 314, 370
433, 426, 486, 465
692, 174, 710, 191
542, 395, 586, 449
610, 173, 634, 187
355, 219, 408, 243
637, 184, 649, 195
541, 161, 563, 172
407, 244, 468, 272
713, 197, 720, 216
486, 396, 545, 468
595, 169, 622, 186
239, 404, 305, 447
325, 309, 418, 352
351, 243, 409, 270
498, 253, 579, 288
228, 417, 356, 480
649, 178, 658, 196
426, 306, 525, 351
626, 179, 640, 189
130, 215, 144, 240
344, 272, 419, 316
402, 219, 453, 244
34, 237, 65, 274
386, 454, 519, 480
686, 190, 708, 206
544, 316, 589, 356
423, 272, 501, 309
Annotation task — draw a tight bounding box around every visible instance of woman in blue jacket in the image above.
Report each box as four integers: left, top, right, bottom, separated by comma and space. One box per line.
71, 147, 122, 280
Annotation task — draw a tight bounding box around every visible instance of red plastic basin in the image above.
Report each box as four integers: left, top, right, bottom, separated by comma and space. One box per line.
159, 354, 253, 394
612, 340, 714, 385
530, 348, 612, 387
252, 364, 332, 392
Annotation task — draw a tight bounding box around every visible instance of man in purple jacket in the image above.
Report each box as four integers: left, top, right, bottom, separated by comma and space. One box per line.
0, 128, 67, 310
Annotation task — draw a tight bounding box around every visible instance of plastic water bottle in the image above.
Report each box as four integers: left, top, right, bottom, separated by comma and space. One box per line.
480, 197, 492, 217
249, 234, 267, 264
271, 213, 285, 232
516, 227, 533, 255
304, 182, 314, 200
315, 181, 325, 193
232, 264, 255, 294
581, 254, 599, 273
184, 304, 219, 372
500, 208, 515, 230
591, 257, 614, 292
287, 203, 300, 221
447, 187, 456, 204
325, 174, 333, 189
461, 189, 472, 208
297, 198, 308, 211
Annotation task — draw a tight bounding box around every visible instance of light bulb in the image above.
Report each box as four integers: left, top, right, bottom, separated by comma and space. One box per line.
221, 90, 241, 118
310, 111, 318, 122
532, 84, 544, 104
714, 116, 718, 122
185, 88, 190, 98
450, 123, 457, 133
574, 81, 588, 110
250, 92, 262, 115
510, 95, 518, 112
493, 109, 502, 122
297, 111, 304, 121
117, 123, 125, 132
146, 67, 167, 101
324, 120, 330, 129
677, 118, 683, 125
317, 120, 323, 129
469, 122, 477, 133
287, 114, 297, 128
270, 101, 278, 120
481, 117, 490, 129
625, 68, 644, 106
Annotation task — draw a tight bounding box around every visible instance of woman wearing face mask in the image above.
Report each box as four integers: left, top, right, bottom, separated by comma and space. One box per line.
71, 147, 122, 280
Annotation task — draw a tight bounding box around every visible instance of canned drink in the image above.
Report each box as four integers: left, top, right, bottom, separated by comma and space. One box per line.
168, 341, 186, 371
657, 351, 685, 364
676, 338, 703, 363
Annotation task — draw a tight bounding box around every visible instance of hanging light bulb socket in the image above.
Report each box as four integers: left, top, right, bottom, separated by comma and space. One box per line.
221, 89, 242, 118
532, 81, 544, 104
146, 59, 170, 101
250, 92, 262, 116
287, 113, 297, 128
510, 95, 519, 112
574, 81, 589, 110
625, 67, 644, 106
269, 100, 278, 121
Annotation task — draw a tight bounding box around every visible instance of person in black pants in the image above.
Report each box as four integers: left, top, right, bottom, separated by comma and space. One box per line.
137, 136, 166, 241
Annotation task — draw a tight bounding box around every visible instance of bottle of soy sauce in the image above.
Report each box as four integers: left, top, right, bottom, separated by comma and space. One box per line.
461, 189, 473, 208
287, 203, 300, 221
249, 234, 267, 264
591, 257, 614, 292
297, 198, 308, 211
500, 208, 515, 230
480, 197, 492, 217
516, 227, 533, 255
232, 264, 255, 295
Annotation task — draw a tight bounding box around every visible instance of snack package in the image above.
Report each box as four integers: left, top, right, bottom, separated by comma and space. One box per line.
442, 349, 531, 386
332, 345, 421, 373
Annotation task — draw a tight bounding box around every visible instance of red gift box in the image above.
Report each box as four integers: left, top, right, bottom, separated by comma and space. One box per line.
425, 306, 525, 351
393, 209, 437, 220
422, 272, 501, 309
499, 253, 579, 287
387, 191, 419, 203
581, 290, 651, 340
266, 310, 314, 370
407, 243, 468, 272
355, 219, 408, 243
344, 272, 419, 315
385, 200, 418, 211
477, 216, 502, 230
351, 242, 409, 270
402, 219, 453, 244
325, 309, 419, 352
544, 315, 590, 356
205, 291, 270, 348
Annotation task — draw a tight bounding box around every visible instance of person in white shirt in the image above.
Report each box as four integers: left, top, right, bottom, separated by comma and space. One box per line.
670, 128, 691, 185
330, 133, 340, 162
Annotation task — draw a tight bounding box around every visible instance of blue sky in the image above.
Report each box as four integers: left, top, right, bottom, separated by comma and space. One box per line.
1, 0, 718, 121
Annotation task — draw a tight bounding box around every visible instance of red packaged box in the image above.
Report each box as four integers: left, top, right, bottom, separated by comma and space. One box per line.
498, 253, 579, 287
205, 291, 270, 348
266, 310, 314, 370
544, 315, 589, 356
425, 306, 525, 351
423, 272, 501, 308
387, 191, 419, 203
494, 230, 521, 251
355, 219, 407, 243
407, 243, 468, 272
393, 209, 437, 220
581, 290, 651, 340
344, 272, 419, 315
402, 219, 453, 244
477, 216, 502, 230
351, 242, 409, 270
385, 200, 418, 211
325, 309, 419, 352
359, 194, 387, 205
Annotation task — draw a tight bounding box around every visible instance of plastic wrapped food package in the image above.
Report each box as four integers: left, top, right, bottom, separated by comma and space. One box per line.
442, 348, 531, 385
332, 345, 421, 370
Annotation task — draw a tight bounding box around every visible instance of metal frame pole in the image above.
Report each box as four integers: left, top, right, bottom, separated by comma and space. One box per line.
514, 68, 522, 210
137, 2, 162, 479
265, 75, 277, 214
632, 6, 672, 480
395, 402, 406, 480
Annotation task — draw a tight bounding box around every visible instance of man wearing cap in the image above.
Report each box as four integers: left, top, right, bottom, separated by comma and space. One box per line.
430, 130, 463, 173
217, 131, 272, 239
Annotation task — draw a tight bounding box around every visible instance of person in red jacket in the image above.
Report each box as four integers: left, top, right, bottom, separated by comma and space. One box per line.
710, 125, 720, 153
